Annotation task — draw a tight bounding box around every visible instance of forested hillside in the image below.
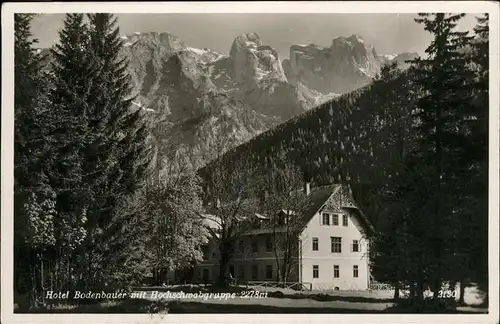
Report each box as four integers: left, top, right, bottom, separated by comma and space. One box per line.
200, 65, 417, 229
201, 13, 489, 305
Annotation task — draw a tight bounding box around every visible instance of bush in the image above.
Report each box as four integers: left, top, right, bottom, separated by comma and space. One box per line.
267, 291, 285, 298
311, 293, 331, 302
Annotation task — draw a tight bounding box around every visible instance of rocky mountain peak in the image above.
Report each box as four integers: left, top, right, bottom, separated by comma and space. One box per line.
330, 34, 377, 64
228, 32, 286, 85
283, 35, 415, 94
230, 32, 262, 51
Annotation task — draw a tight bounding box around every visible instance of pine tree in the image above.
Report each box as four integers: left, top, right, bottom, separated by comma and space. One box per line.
47, 13, 95, 293
14, 14, 58, 306
364, 63, 421, 300
455, 13, 489, 302
79, 13, 153, 288
14, 14, 51, 217
408, 13, 476, 301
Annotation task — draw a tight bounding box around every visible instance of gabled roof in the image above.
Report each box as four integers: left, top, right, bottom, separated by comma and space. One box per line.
201, 183, 375, 238
297, 184, 375, 236
343, 207, 376, 236
297, 184, 341, 229
243, 185, 341, 236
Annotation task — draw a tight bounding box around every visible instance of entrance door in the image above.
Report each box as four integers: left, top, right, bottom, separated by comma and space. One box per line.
203, 269, 209, 282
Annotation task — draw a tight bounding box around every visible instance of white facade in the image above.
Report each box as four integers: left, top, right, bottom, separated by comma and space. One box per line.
195, 184, 373, 291
300, 208, 370, 290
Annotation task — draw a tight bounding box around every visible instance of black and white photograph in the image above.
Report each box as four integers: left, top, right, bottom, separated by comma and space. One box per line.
1, 1, 499, 323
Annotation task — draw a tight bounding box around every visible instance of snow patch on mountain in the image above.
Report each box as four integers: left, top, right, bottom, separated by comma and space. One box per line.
187, 47, 208, 55
383, 53, 397, 61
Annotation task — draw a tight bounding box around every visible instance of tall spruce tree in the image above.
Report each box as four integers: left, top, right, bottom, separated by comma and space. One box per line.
409, 13, 476, 301
80, 13, 153, 288
14, 13, 56, 305
47, 13, 95, 293
366, 62, 420, 300
455, 13, 489, 302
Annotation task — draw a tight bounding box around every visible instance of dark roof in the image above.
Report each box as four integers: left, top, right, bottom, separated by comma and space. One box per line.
298, 184, 375, 236
298, 184, 341, 229
344, 207, 376, 237
203, 184, 375, 237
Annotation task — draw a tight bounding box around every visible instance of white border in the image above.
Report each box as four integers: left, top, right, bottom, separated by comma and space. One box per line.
2, 2, 499, 324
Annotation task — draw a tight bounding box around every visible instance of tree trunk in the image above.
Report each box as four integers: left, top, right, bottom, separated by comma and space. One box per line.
219, 249, 229, 288
416, 276, 424, 304
282, 249, 290, 283
272, 233, 281, 283
433, 279, 441, 300
409, 281, 415, 301
458, 278, 466, 305
393, 283, 400, 300
30, 264, 36, 307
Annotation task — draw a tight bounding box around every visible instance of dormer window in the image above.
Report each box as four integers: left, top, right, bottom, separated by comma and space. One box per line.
332, 214, 339, 226
322, 213, 330, 225
343, 214, 349, 227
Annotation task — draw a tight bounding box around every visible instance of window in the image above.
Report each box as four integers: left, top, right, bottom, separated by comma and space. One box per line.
313, 265, 319, 278
252, 240, 259, 253
238, 265, 245, 280
239, 240, 245, 253
265, 265, 273, 279
229, 265, 235, 277
322, 213, 330, 225
353, 265, 359, 278
331, 237, 342, 253
332, 214, 339, 225
342, 214, 348, 226
351, 240, 360, 252
266, 237, 273, 252
312, 237, 319, 251
334, 265, 340, 278
251, 265, 258, 280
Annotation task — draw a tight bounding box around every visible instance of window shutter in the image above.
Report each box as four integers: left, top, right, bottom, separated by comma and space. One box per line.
350, 243, 353, 252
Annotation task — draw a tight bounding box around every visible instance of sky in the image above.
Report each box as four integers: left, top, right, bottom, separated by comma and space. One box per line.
31, 13, 479, 58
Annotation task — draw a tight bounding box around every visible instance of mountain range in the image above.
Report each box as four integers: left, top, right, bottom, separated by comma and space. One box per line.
40, 31, 419, 169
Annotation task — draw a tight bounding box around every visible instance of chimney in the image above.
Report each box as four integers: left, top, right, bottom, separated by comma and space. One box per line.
304, 182, 311, 196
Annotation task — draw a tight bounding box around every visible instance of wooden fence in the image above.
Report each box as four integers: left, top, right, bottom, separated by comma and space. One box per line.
368, 282, 394, 291
244, 281, 312, 291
